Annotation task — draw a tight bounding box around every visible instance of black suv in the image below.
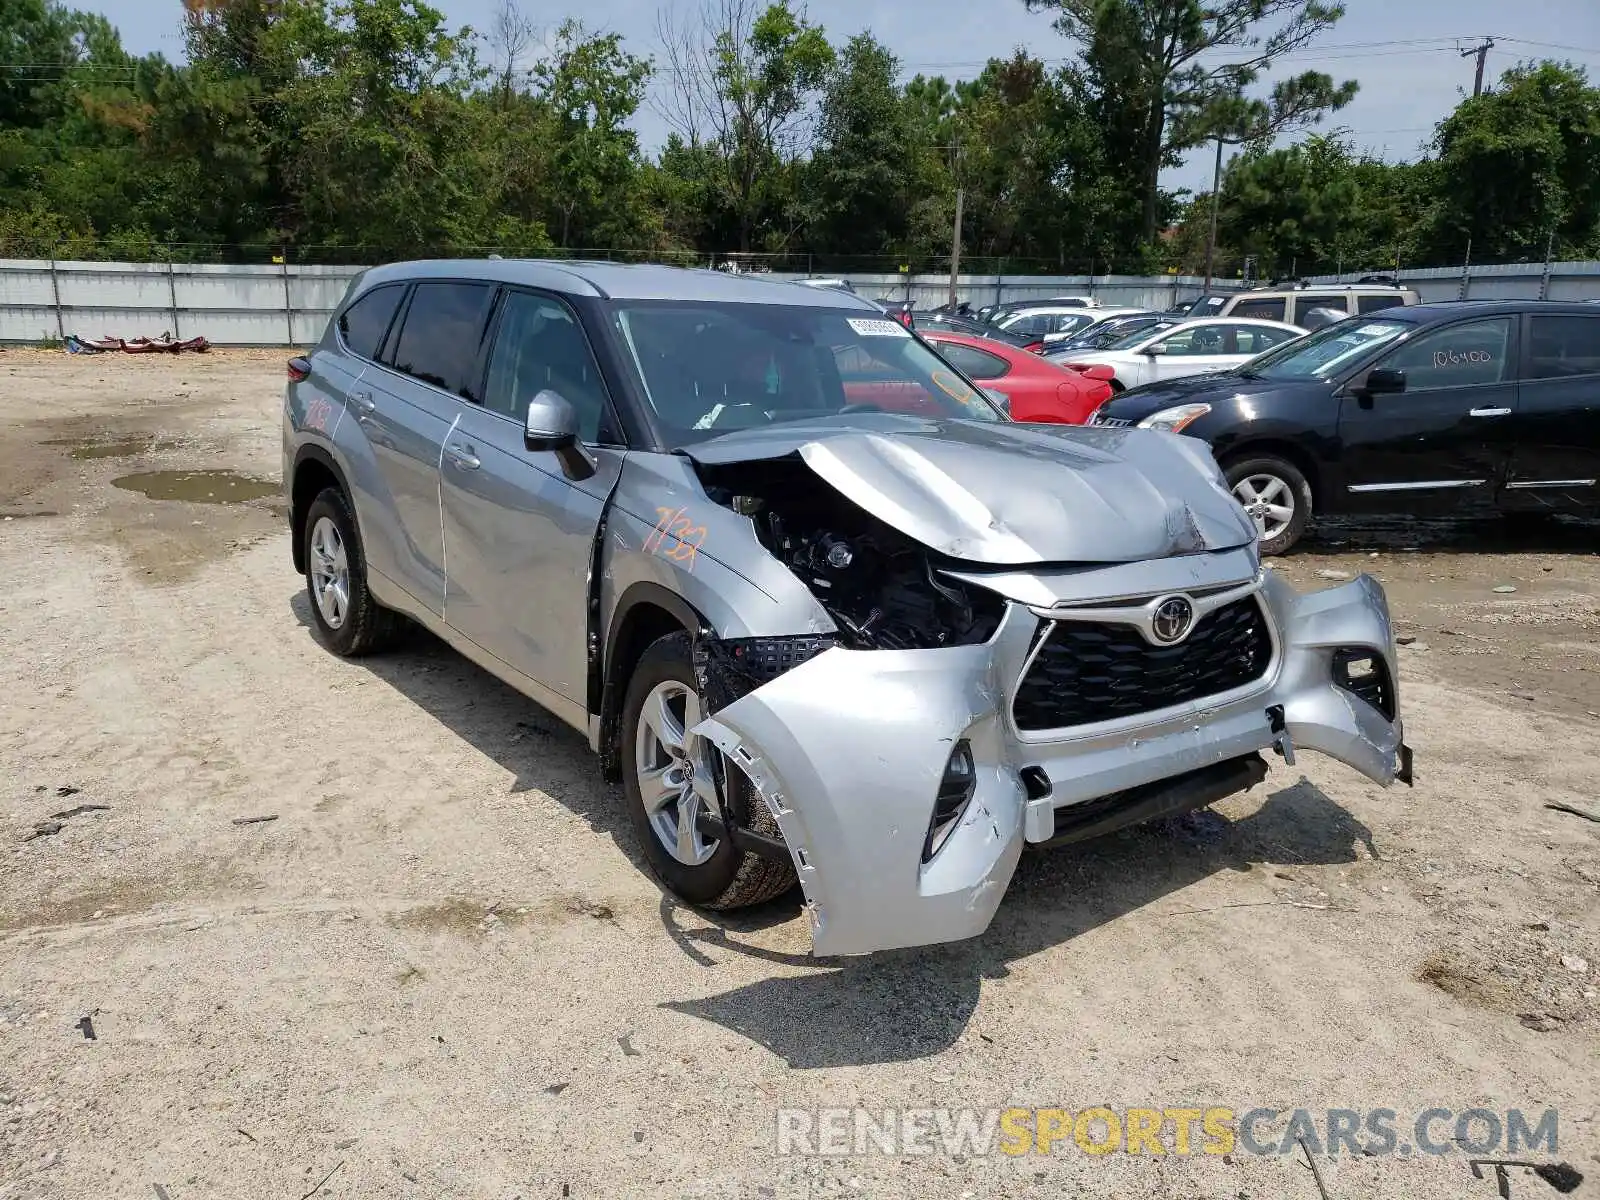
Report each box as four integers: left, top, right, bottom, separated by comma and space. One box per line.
1090, 300, 1600, 553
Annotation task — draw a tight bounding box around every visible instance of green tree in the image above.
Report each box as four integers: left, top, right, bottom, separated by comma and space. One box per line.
534, 21, 653, 249
657, 0, 833, 252
1028, 0, 1358, 244
1420, 61, 1600, 263
807, 32, 909, 258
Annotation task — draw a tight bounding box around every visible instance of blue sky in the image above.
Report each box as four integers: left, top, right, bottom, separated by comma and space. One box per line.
86, 0, 1600, 193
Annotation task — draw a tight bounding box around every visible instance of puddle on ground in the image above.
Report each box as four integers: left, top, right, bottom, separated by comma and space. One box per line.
111, 470, 279, 504
47, 434, 178, 460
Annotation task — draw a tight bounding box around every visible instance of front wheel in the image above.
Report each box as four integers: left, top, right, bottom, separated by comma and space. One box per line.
1224, 455, 1312, 556
621, 633, 796, 910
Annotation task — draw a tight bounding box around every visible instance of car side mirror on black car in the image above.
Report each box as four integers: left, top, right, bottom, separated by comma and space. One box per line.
524, 389, 597, 481
1360, 367, 1407, 396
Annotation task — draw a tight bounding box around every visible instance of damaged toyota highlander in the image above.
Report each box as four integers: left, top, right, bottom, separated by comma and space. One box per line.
284, 260, 1413, 957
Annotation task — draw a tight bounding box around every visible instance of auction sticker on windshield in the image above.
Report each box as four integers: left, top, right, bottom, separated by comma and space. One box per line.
847, 318, 911, 337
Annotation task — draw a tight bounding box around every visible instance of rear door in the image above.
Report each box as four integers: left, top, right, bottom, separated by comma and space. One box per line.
1337, 314, 1519, 512
439, 288, 624, 707
360, 280, 496, 616
1142, 321, 1243, 383
1503, 311, 1600, 509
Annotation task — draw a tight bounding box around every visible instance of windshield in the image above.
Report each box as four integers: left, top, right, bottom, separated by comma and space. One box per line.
1104, 320, 1180, 351
1242, 317, 1412, 380
606, 301, 1004, 445
1189, 294, 1232, 316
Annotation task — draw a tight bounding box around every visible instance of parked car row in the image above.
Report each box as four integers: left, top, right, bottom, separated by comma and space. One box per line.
1091, 299, 1600, 553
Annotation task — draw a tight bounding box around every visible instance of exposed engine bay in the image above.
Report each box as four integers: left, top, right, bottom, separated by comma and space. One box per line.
694, 455, 1003, 650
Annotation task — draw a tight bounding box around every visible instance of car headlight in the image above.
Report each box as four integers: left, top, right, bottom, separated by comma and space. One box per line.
1137, 403, 1212, 433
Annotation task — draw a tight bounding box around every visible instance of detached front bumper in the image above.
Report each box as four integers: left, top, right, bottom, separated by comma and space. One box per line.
694, 568, 1409, 957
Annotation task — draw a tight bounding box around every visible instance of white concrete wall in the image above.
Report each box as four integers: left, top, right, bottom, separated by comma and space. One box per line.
4, 258, 1598, 346
0, 259, 362, 346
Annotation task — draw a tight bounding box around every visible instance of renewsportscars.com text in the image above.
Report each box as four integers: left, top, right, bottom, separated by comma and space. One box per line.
775, 1106, 1559, 1158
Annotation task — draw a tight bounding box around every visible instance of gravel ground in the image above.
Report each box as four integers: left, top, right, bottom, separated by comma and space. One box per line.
0, 349, 1596, 1200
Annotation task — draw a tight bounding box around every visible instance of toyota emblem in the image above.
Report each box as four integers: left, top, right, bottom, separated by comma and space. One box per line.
1150, 595, 1196, 645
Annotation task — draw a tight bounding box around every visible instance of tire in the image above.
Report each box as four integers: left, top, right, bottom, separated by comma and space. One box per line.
621, 632, 796, 910
1224, 454, 1312, 556
302, 486, 406, 656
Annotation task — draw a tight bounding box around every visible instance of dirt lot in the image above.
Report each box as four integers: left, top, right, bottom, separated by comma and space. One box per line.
0, 349, 1596, 1200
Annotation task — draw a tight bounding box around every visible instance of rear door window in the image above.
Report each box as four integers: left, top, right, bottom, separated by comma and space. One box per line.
390, 282, 496, 400
1527, 315, 1600, 379
1231, 324, 1299, 354
337, 284, 405, 361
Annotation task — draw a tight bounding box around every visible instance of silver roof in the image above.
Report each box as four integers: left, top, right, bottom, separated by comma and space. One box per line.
352, 258, 879, 308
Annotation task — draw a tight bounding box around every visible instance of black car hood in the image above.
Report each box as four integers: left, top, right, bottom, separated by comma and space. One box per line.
1096, 373, 1297, 421
681, 414, 1258, 564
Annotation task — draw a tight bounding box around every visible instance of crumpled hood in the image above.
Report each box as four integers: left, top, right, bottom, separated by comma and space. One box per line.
682, 415, 1258, 564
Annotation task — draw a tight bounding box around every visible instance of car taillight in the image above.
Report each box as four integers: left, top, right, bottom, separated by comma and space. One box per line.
1061, 362, 1090, 372
1080, 365, 1116, 382
1024, 341, 1045, 354
287, 356, 311, 382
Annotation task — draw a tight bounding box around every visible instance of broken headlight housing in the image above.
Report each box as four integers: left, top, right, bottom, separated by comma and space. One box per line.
698, 455, 1003, 652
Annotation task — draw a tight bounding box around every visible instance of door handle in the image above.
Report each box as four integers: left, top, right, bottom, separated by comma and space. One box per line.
351, 390, 377, 417
1468, 406, 1511, 418
446, 443, 480, 470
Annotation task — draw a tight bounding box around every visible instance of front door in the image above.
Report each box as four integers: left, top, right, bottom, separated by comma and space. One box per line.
440, 289, 624, 705
1337, 314, 1519, 513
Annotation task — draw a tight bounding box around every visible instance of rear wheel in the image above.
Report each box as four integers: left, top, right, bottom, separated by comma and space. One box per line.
302, 487, 406, 656
1224, 455, 1312, 556
621, 633, 796, 910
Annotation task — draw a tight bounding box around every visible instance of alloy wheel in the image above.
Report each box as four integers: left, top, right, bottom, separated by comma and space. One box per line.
633, 680, 722, 866
1232, 473, 1296, 543
308, 515, 351, 629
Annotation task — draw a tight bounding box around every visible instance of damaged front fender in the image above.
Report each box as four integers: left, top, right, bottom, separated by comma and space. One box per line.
1261, 570, 1409, 787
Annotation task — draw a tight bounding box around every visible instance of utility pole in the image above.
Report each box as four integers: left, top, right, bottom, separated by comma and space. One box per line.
948, 138, 964, 308
1461, 38, 1494, 97
948, 186, 963, 307
1201, 135, 1223, 295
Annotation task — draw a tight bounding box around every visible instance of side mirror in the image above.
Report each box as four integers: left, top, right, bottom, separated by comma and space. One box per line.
524, 389, 597, 481
1143, 344, 1167, 357
1362, 367, 1407, 396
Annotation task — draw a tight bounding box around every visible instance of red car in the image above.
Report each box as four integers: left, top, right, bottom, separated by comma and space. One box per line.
921, 331, 1114, 424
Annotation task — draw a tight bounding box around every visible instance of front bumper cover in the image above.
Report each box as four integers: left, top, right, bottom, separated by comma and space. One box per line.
694, 569, 1409, 957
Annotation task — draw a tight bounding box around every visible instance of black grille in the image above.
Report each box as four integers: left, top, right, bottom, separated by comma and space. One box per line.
1013, 596, 1273, 731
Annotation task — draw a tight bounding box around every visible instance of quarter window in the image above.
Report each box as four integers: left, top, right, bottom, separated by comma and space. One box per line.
1230, 297, 1287, 322
933, 341, 1010, 379
1378, 317, 1512, 390
390, 282, 496, 399
1527, 315, 1600, 380
337, 284, 404, 361
483, 291, 609, 441
1358, 294, 1406, 314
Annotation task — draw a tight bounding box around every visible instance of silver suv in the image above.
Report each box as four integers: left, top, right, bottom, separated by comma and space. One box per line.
284, 259, 1412, 956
